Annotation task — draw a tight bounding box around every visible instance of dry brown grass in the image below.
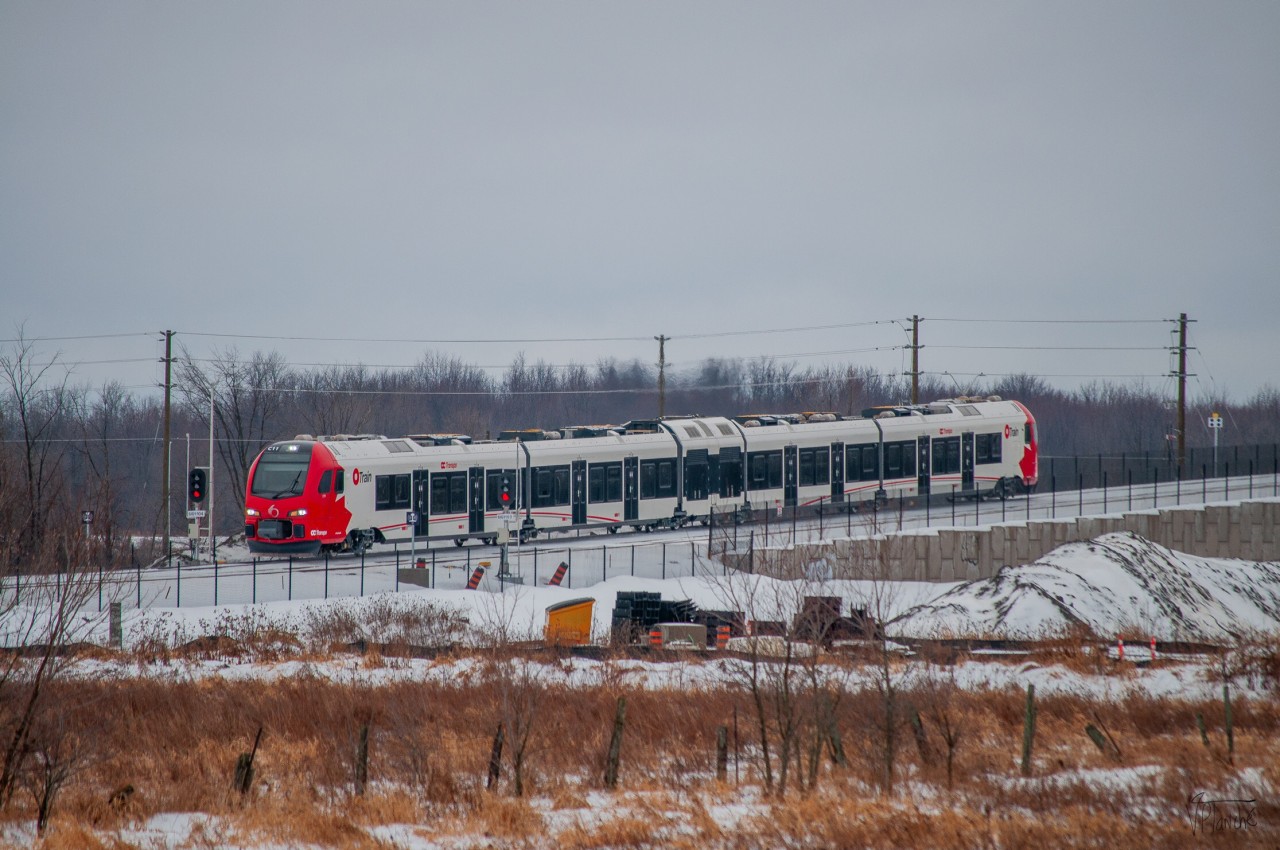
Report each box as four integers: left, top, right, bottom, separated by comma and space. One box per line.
3, 644, 1279, 848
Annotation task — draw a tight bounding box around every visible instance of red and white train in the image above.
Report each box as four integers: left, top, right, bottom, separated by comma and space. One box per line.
244, 397, 1038, 556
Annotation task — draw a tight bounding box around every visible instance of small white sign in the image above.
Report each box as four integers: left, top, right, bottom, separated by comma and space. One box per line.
1208, 413, 1224, 429
186, 509, 206, 519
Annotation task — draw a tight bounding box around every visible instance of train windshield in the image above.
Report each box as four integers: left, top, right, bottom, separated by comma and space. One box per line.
250, 443, 314, 499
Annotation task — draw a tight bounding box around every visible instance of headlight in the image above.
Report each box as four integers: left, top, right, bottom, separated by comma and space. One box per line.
289, 508, 308, 517
246, 509, 260, 517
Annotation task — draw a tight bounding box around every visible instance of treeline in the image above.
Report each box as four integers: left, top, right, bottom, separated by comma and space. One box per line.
2, 336, 1278, 564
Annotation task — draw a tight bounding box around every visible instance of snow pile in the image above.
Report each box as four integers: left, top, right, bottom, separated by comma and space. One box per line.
892, 531, 1280, 641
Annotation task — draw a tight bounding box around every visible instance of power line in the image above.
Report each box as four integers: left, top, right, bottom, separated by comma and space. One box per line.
929, 345, 1166, 351
924, 317, 1167, 325
921, 370, 1166, 379
0, 332, 154, 343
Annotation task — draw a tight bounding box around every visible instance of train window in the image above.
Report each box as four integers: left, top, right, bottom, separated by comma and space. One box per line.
883, 441, 916, 479
318, 470, 332, 494
250, 444, 312, 498
640, 459, 678, 499
747, 451, 783, 491
335, 469, 344, 494
845, 444, 880, 482
429, 472, 467, 515
798, 448, 829, 486
932, 437, 961, 475
975, 433, 1002, 464
531, 465, 571, 508
590, 462, 623, 502
377, 473, 411, 511
450, 475, 466, 513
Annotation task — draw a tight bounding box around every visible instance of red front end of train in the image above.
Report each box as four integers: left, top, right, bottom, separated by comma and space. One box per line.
244, 440, 352, 555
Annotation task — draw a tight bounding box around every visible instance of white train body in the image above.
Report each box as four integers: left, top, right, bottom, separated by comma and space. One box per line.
244, 398, 1039, 555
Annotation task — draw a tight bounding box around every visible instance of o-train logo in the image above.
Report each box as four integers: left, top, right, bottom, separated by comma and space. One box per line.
351, 468, 365, 486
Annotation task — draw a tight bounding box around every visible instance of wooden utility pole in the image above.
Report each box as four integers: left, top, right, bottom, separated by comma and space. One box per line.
909, 315, 921, 405
161, 330, 174, 564
654, 334, 668, 419
1170, 314, 1194, 470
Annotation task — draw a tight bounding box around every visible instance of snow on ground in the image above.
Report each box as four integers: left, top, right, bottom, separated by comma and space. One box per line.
8, 530, 1280, 653
892, 531, 1280, 642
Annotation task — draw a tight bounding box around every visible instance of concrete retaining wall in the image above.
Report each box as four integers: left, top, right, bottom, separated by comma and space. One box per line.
723, 499, 1280, 583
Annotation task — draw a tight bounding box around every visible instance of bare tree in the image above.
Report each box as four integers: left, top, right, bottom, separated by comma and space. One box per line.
175, 348, 291, 517
0, 521, 108, 808
74, 380, 134, 565
0, 330, 75, 558
292, 364, 375, 438
22, 701, 95, 836
708, 542, 846, 797
842, 533, 912, 796
473, 588, 546, 797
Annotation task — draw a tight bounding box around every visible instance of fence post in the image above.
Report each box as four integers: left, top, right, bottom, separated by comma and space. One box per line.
662, 543, 667, 579
603, 545, 607, 585
567, 548, 572, 589
1153, 467, 1159, 509
324, 550, 330, 599
1102, 471, 1108, 514
177, 560, 181, 609
1051, 475, 1056, 519
214, 559, 219, 607
1078, 474, 1083, 516
288, 556, 293, 600
1127, 468, 1132, 511
1225, 462, 1230, 501
252, 558, 257, 604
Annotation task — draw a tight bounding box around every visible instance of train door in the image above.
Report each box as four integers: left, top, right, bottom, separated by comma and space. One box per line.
783, 445, 798, 507
623, 456, 639, 522
961, 433, 975, 492
684, 449, 709, 501
830, 441, 845, 504
468, 467, 485, 534
916, 436, 931, 495
571, 460, 587, 525
412, 470, 430, 537
718, 447, 743, 498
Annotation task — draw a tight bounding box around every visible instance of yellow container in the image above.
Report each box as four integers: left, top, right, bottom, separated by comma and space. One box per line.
544, 598, 595, 646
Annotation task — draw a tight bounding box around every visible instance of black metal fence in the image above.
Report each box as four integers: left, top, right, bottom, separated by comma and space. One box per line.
1043, 442, 1279, 492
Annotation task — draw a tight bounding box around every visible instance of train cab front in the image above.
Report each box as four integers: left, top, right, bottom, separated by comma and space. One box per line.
245, 440, 347, 556
1013, 401, 1039, 490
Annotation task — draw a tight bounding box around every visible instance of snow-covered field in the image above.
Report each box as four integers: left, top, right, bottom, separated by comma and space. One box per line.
4, 530, 1280, 849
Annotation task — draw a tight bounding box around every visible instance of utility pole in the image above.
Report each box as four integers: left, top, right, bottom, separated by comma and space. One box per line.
909, 315, 921, 405
161, 329, 174, 565
655, 334, 668, 419
1169, 313, 1194, 470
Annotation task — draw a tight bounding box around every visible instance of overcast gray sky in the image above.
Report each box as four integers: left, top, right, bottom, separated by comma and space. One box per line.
3, 1, 1277, 402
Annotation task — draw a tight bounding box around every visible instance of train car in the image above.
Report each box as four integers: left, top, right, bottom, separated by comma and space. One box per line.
243, 396, 1038, 557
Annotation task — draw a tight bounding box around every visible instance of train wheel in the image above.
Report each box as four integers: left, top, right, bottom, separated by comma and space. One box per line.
454, 538, 465, 547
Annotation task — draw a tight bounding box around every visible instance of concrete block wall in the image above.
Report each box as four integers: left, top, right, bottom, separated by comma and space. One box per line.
719, 499, 1280, 583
